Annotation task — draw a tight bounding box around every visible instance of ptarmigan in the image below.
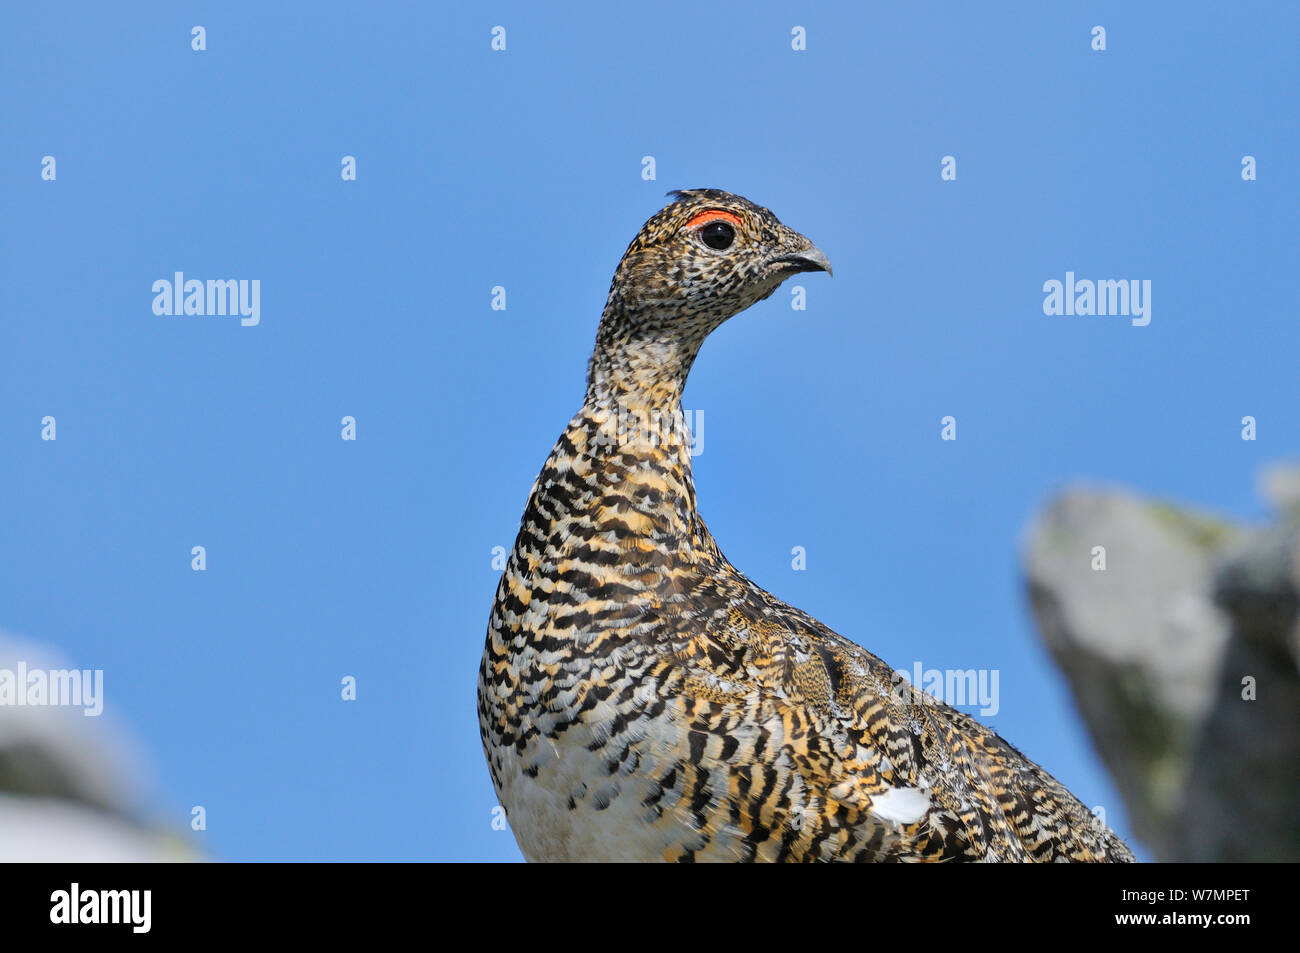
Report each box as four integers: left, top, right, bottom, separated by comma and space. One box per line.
478, 189, 1135, 862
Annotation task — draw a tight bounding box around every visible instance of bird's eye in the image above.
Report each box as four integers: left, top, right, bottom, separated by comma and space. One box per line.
700, 220, 735, 251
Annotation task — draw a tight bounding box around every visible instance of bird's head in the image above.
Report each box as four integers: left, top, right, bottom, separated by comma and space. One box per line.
588, 189, 831, 406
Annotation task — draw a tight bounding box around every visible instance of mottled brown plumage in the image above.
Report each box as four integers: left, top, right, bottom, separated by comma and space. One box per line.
478, 189, 1134, 862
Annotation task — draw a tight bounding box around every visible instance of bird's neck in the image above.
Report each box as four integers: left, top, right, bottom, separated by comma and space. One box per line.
528, 397, 704, 579
581, 333, 702, 487
574, 372, 699, 490
584, 292, 708, 409
530, 301, 707, 554
585, 338, 700, 410
528, 333, 704, 553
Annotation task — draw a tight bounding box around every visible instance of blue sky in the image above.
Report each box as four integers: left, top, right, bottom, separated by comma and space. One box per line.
2, 2, 1296, 860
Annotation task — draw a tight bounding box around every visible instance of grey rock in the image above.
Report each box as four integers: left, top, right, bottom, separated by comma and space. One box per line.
0, 632, 200, 861
1023, 468, 1300, 861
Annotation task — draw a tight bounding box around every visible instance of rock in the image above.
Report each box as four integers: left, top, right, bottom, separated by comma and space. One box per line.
1023, 467, 1300, 861
0, 793, 196, 862
0, 632, 200, 861
1179, 509, 1300, 860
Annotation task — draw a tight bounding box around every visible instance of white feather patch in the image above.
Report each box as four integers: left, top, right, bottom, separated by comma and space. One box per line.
871, 786, 931, 825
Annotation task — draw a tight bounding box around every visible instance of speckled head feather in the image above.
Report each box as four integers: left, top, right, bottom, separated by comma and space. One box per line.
588, 189, 830, 406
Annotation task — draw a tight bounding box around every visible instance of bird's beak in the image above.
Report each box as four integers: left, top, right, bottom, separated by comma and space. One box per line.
774, 244, 833, 277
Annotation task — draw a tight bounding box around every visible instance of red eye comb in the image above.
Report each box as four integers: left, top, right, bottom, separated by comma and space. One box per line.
683, 209, 742, 230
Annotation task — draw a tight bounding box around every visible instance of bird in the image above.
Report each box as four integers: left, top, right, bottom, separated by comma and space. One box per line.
478, 188, 1135, 862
